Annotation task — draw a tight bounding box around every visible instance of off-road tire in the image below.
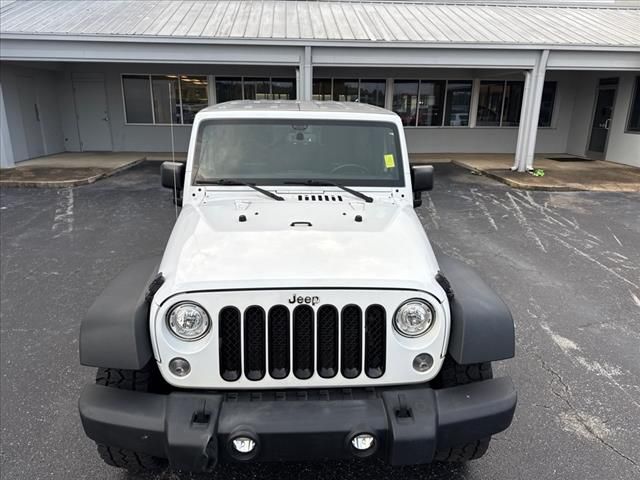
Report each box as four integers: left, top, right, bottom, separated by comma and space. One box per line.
94, 364, 167, 472
97, 444, 166, 472
432, 357, 493, 462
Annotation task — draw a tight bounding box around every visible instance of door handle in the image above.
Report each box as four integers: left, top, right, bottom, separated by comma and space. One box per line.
604, 118, 611, 130
34, 104, 40, 122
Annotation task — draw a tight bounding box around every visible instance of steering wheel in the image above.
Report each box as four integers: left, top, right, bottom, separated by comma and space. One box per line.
330, 163, 370, 175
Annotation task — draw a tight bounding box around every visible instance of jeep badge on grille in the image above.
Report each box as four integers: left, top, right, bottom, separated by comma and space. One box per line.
289, 294, 320, 306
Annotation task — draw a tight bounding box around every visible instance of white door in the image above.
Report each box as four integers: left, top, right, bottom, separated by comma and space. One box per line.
73, 79, 113, 151
17, 76, 45, 159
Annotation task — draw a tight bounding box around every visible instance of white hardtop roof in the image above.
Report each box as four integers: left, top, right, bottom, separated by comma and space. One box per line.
1, 0, 639, 50
203, 100, 396, 116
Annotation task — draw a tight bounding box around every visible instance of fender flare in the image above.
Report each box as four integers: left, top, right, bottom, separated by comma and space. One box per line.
436, 253, 515, 364
79, 257, 161, 370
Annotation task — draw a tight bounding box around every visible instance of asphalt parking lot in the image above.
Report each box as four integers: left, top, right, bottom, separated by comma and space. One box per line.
1, 162, 639, 480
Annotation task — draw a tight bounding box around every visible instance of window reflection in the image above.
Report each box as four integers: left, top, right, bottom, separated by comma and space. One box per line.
392, 81, 419, 126
417, 81, 445, 126
444, 81, 472, 126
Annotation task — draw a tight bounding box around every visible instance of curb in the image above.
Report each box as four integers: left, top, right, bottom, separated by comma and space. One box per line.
451, 160, 639, 193
0, 158, 145, 188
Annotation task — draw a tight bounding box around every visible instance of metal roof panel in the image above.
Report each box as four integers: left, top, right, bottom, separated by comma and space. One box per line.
0, 0, 638, 48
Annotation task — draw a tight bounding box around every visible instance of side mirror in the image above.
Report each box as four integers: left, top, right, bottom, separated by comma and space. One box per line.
411, 165, 434, 208
161, 161, 185, 190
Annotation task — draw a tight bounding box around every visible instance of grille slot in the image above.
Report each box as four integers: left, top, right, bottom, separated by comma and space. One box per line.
317, 305, 339, 378
219, 307, 242, 381
268, 305, 290, 379
365, 305, 386, 378
293, 305, 314, 379
341, 305, 363, 378
243, 306, 266, 381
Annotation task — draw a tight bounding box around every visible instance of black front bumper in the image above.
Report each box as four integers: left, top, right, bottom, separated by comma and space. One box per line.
79, 378, 516, 471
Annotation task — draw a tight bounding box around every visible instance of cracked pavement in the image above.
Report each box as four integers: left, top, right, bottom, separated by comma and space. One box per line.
1, 162, 639, 479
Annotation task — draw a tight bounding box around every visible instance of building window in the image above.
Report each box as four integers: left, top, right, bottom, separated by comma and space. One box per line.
180, 76, 209, 124
122, 75, 153, 123
312, 79, 332, 101
477, 80, 557, 127
393, 79, 472, 127
216, 77, 296, 103
392, 81, 419, 127
445, 81, 472, 126
122, 74, 208, 125
628, 77, 640, 132
539, 81, 557, 127
313, 79, 386, 107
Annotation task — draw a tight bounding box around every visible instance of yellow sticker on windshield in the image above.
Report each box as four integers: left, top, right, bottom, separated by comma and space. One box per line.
384, 154, 396, 169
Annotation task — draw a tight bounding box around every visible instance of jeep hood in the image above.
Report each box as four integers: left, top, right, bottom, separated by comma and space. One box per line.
155, 200, 445, 303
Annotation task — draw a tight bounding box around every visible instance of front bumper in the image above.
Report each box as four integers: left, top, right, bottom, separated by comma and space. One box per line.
79, 378, 516, 471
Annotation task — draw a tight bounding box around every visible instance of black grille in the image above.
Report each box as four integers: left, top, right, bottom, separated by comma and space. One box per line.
365, 305, 386, 378
243, 306, 266, 380
341, 305, 362, 378
317, 306, 339, 378
293, 305, 314, 379
219, 307, 241, 381
268, 305, 290, 379
219, 302, 386, 382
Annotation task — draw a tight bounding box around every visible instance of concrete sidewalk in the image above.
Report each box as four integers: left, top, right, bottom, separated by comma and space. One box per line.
410, 153, 640, 192
0, 152, 186, 188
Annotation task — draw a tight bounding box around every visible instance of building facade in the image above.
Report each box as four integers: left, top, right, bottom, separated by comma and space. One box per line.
1, 0, 639, 170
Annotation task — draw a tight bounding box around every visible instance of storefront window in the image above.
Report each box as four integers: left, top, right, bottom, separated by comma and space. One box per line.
444, 81, 472, 126
244, 78, 270, 100
216, 77, 243, 104
312, 79, 332, 101
628, 77, 640, 132
151, 75, 180, 124
314, 78, 385, 107
332, 79, 359, 102
123, 74, 209, 125
477, 81, 504, 126
359, 80, 386, 107
271, 78, 296, 100
502, 81, 524, 127
478, 79, 556, 127
180, 76, 208, 124
392, 81, 419, 127
417, 80, 445, 126
538, 81, 557, 127
122, 75, 153, 123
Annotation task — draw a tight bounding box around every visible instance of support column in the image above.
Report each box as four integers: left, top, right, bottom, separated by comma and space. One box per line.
299, 46, 313, 101
513, 50, 549, 172
0, 82, 15, 169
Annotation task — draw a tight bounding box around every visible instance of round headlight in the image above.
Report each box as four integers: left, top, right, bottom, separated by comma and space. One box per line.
167, 302, 211, 341
394, 299, 435, 337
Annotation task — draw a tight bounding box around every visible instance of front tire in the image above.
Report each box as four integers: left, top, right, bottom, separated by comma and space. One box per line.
432, 357, 493, 462
94, 363, 168, 472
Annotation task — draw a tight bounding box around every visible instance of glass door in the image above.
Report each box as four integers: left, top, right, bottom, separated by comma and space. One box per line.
587, 78, 618, 159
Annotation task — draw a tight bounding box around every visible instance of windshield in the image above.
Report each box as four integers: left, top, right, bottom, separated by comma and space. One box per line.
192, 119, 404, 187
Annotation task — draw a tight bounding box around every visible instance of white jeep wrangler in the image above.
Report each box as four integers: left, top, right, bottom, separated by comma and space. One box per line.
79, 101, 516, 473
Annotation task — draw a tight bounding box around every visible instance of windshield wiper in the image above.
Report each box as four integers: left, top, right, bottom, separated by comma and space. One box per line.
204, 178, 284, 201
284, 180, 373, 203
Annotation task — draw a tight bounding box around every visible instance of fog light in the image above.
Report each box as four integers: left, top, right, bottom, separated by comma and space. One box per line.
169, 357, 191, 377
232, 436, 256, 454
351, 433, 375, 451
413, 353, 433, 372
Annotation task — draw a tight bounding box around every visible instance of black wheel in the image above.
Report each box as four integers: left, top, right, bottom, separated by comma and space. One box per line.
94, 363, 168, 472
432, 357, 493, 462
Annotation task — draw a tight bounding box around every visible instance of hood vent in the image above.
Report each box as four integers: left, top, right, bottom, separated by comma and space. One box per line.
297, 194, 343, 202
